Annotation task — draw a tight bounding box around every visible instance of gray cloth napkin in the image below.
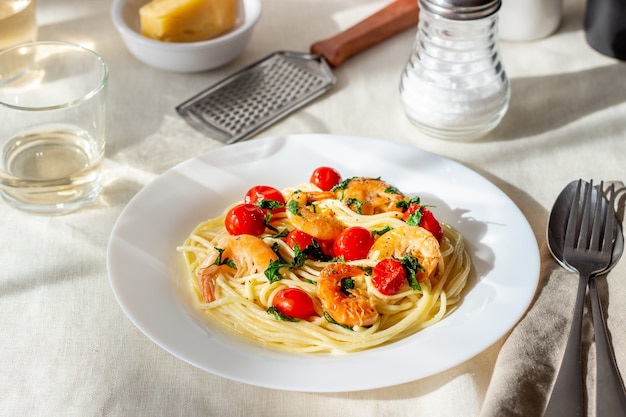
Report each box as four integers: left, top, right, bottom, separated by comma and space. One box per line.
480, 183, 626, 417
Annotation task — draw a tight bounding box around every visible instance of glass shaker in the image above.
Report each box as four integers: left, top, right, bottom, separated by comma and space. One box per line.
399, 0, 510, 141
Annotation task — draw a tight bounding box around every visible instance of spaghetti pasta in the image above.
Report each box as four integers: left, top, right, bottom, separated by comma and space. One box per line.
178, 178, 471, 354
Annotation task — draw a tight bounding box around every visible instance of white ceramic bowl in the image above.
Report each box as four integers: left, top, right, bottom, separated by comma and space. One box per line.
111, 0, 261, 72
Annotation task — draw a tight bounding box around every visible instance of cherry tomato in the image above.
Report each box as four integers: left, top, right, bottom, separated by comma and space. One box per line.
371, 258, 407, 295
272, 287, 315, 319
403, 205, 444, 242
244, 185, 286, 214
286, 229, 315, 251
310, 166, 342, 191
224, 203, 266, 236
333, 226, 375, 261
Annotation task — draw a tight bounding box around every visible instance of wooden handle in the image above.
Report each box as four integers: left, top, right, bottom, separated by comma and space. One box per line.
310, 0, 420, 68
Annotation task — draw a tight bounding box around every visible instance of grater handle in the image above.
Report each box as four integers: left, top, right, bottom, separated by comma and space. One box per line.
310, 0, 420, 68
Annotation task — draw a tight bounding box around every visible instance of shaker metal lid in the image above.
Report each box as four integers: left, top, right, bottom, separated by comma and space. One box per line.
419, 0, 501, 20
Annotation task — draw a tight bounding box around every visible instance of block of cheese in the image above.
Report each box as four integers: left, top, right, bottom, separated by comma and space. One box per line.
139, 0, 238, 43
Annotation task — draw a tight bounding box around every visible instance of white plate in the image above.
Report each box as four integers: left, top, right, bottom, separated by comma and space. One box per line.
107, 134, 540, 392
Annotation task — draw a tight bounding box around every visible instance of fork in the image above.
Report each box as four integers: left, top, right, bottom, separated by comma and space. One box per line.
544, 180, 617, 417
588, 183, 626, 416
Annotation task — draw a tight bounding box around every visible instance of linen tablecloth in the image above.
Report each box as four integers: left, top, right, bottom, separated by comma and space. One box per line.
2, 0, 626, 416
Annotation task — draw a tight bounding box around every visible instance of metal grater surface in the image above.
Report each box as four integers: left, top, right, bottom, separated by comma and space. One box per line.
176, 51, 336, 144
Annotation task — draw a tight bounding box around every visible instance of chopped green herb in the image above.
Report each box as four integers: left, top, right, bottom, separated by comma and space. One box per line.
273, 228, 289, 238
286, 200, 301, 216
303, 239, 331, 261
345, 198, 365, 214
396, 200, 409, 211
256, 199, 284, 211
264, 212, 280, 233
408, 196, 422, 205
333, 254, 346, 263
372, 225, 392, 237
340, 277, 355, 296
291, 243, 307, 269
400, 254, 424, 291
396, 196, 421, 211
209, 247, 236, 269
406, 208, 423, 226
267, 306, 300, 322
384, 185, 402, 195
322, 310, 354, 330
265, 258, 290, 283
359, 266, 373, 275
331, 177, 356, 192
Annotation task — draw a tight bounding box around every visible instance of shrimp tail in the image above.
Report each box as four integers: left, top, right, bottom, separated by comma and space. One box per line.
197, 249, 220, 302
199, 266, 217, 302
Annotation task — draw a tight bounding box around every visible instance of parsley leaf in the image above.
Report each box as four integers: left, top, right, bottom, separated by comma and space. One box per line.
406, 208, 423, 226
397, 195, 421, 210
303, 239, 331, 261
264, 258, 290, 283
286, 200, 301, 216
322, 310, 354, 330
400, 254, 424, 291
264, 212, 280, 233
384, 185, 402, 195
273, 228, 289, 238
267, 306, 300, 322
291, 243, 307, 269
340, 277, 355, 296
331, 177, 355, 192
256, 200, 284, 211
345, 197, 365, 214
372, 225, 392, 238
210, 247, 236, 269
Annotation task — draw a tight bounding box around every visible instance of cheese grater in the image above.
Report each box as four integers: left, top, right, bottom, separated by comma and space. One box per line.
176, 52, 334, 144
176, 0, 420, 144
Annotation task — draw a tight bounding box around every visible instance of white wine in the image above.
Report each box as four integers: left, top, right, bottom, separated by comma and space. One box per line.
0, 42, 108, 214
0, 0, 37, 50
0, 129, 103, 213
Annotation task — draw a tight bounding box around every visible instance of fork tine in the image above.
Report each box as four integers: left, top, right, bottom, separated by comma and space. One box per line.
578, 179, 594, 249
589, 180, 604, 250
564, 179, 583, 251
602, 183, 617, 252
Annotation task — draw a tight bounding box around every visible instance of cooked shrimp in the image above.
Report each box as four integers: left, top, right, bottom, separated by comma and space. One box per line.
197, 234, 279, 302
318, 263, 379, 327
335, 177, 406, 215
368, 226, 441, 281
286, 191, 344, 240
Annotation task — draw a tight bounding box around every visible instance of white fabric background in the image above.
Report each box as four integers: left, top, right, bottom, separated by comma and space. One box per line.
1, 0, 625, 416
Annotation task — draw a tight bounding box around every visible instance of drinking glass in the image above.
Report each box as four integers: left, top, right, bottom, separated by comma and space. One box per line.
0, 0, 37, 51
0, 41, 108, 214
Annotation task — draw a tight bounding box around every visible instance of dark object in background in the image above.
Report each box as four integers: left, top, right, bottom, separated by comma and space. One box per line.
585, 0, 626, 60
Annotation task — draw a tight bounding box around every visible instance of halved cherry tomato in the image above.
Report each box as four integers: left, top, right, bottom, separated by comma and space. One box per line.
333, 226, 375, 261
310, 167, 342, 191
403, 205, 444, 242
272, 287, 315, 319
371, 258, 407, 295
224, 203, 266, 236
244, 185, 286, 214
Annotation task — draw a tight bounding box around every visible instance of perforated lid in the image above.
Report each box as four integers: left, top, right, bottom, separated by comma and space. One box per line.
419, 0, 501, 20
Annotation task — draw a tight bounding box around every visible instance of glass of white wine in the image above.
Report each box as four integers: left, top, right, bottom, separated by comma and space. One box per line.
0, 0, 37, 51
0, 41, 108, 214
